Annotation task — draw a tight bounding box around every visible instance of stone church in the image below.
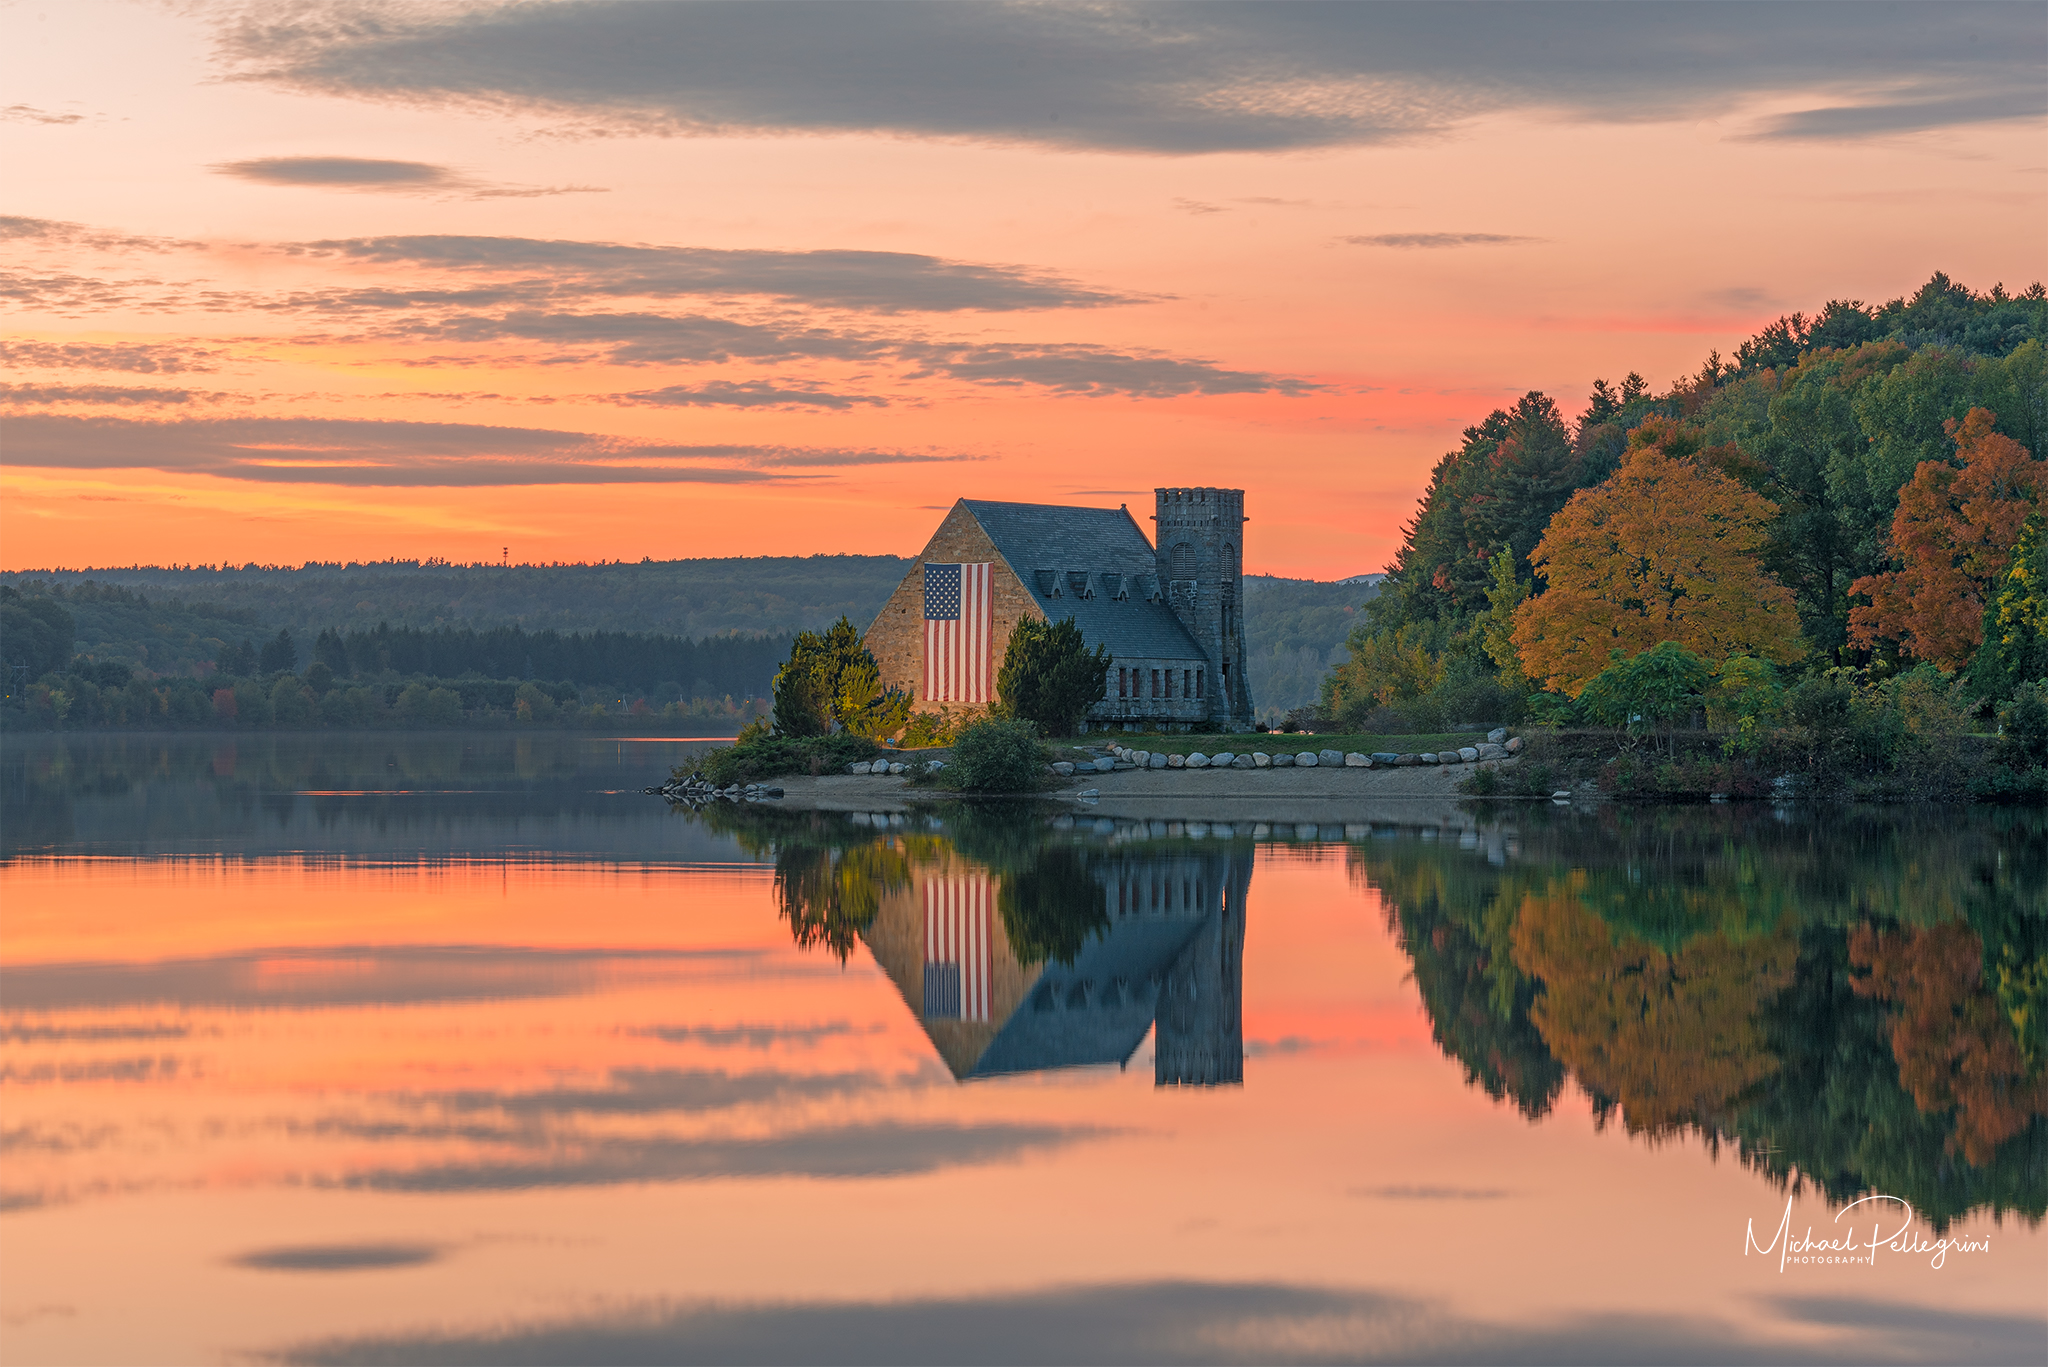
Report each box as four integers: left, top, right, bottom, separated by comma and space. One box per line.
864, 487, 1255, 731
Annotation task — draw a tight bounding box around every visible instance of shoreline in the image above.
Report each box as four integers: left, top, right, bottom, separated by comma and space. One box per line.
761, 753, 1528, 818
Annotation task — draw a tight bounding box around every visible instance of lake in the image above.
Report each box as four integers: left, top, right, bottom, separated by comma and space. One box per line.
3, 733, 2043, 1364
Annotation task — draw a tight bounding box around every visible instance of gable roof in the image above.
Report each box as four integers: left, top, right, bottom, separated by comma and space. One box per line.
960, 499, 1206, 661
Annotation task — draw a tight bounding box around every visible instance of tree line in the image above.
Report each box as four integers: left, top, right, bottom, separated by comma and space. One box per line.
1321, 272, 2048, 796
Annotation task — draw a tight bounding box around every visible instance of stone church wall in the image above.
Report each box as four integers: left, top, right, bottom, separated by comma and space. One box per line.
863, 503, 1044, 712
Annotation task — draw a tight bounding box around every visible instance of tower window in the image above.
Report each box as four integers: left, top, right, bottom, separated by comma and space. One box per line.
1170, 542, 1196, 578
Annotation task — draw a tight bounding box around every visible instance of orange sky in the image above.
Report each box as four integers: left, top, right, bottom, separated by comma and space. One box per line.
4, 2, 2044, 578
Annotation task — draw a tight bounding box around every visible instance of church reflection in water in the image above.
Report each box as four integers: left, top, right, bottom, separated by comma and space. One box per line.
861, 844, 1250, 1085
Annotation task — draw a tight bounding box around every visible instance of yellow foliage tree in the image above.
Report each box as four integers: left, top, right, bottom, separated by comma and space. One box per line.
1511, 442, 1804, 696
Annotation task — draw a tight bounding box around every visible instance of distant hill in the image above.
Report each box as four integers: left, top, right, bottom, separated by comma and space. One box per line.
4, 557, 913, 643
1242, 574, 1379, 720
5, 557, 1371, 718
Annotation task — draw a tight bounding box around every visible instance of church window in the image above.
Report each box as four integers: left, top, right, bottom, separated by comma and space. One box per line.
1196, 669, 1204, 698
1223, 542, 1238, 582
1151, 668, 1161, 698
1170, 542, 1196, 578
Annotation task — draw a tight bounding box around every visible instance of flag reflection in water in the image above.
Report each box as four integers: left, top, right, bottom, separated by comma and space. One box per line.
923, 875, 994, 1022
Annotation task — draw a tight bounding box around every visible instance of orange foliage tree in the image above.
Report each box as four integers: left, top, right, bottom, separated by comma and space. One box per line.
1511, 430, 1804, 696
1848, 408, 2046, 670
1509, 882, 1797, 1135
1850, 921, 2048, 1166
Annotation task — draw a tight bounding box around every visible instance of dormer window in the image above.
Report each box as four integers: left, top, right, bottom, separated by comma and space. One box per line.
1066, 571, 1093, 599
1100, 572, 1126, 600
1034, 568, 1061, 597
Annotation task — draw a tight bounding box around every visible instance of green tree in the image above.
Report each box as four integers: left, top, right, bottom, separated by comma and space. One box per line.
995, 616, 1108, 737
1478, 548, 1528, 683
771, 617, 872, 737
0, 587, 74, 679
257, 628, 296, 675
1971, 512, 2048, 698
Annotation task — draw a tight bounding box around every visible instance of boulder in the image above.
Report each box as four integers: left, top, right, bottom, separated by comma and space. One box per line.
1505, 736, 1524, 754
1295, 752, 1318, 767
1371, 752, 1400, 765
1458, 746, 1480, 762
1051, 761, 1076, 776
1344, 752, 1369, 767
1419, 753, 1439, 764
1130, 750, 1149, 766
1209, 752, 1235, 767
1272, 752, 1294, 767
889, 762, 909, 775
1093, 757, 1116, 772
1185, 752, 1210, 768
1252, 752, 1272, 767
1487, 727, 1508, 744
848, 761, 872, 774
1167, 753, 1186, 768
1475, 743, 1506, 760
1232, 754, 1256, 769
1318, 748, 1345, 766
1394, 753, 1421, 767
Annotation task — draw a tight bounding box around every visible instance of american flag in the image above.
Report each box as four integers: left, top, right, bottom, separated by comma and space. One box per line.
923, 562, 992, 704
923, 874, 993, 1021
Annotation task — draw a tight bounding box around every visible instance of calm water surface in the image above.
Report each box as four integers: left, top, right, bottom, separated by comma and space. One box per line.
3, 734, 2044, 1364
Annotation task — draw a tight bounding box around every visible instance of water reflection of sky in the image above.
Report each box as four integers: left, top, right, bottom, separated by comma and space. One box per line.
2, 735, 2043, 1364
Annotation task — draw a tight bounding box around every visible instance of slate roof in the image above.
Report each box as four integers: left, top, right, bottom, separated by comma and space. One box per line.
961, 499, 1206, 661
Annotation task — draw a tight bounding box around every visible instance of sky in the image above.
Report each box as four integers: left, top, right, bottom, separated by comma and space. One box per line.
3, 0, 2044, 579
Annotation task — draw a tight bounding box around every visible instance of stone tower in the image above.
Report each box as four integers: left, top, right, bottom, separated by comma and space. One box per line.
1153, 487, 1255, 728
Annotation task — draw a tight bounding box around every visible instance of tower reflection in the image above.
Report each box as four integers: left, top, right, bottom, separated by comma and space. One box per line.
859, 839, 1250, 1085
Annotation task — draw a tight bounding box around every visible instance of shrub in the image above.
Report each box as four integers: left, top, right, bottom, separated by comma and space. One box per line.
902, 706, 965, 747
693, 732, 879, 786
1999, 681, 2048, 768
940, 717, 1048, 792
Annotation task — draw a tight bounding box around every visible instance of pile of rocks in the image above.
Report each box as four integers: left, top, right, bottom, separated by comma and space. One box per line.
649, 772, 785, 805
1082, 727, 1521, 775
848, 758, 936, 776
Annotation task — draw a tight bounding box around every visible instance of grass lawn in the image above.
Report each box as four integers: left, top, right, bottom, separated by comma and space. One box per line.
1058, 731, 1489, 757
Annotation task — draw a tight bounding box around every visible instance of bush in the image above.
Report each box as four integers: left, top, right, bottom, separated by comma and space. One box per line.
693, 732, 879, 785
1999, 681, 2048, 768
939, 717, 1048, 792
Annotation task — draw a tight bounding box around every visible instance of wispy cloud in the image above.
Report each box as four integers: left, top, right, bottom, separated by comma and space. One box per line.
286, 235, 1136, 312
212, 156, 604, 199
0, 383, 208, 406
216, 3, 2047, 153
0, 341, 226, 373
1341, 233, 1541, 249
0, 416, 959, 487
2, 104, 85, 126
606, 381, 890, 411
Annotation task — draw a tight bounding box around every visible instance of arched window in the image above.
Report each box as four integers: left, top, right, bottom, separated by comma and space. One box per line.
1170, 542, 1196, 577
1222, 542, 1238, 582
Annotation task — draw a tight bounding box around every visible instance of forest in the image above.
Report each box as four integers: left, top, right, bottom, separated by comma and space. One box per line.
1319, 272, 2048, 795
2, 561, 1369, 730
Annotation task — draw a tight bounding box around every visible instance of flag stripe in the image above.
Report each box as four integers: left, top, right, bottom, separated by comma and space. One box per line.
923, 562, 991, 704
